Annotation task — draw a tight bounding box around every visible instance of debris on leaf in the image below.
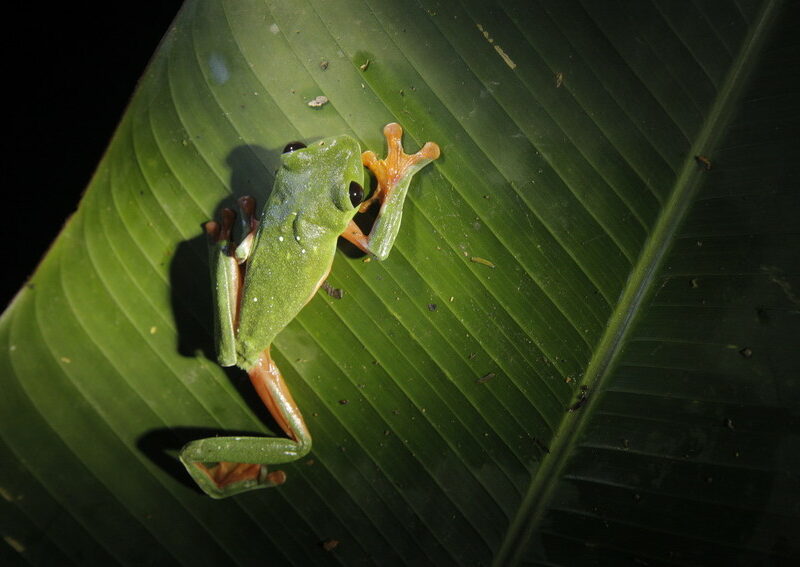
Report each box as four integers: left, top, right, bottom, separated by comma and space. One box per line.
321, 539, 339, 552
359, 59, 370, 71
308, 95, 329, 108
321, 280, 343, 299
470, 256, 496, 268
476, 372, 496, 384
694, 155, 712, 170
568, 387, 589, 412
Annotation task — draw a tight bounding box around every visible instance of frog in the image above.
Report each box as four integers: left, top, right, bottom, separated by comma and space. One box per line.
180, 123, 440, 498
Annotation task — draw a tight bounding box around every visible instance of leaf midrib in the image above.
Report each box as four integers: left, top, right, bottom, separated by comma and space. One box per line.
493, 1, 783, 564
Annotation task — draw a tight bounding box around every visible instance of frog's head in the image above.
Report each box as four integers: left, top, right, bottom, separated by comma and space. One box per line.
278, 134, 365, 230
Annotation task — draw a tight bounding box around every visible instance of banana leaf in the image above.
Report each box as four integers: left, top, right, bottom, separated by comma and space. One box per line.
2, 1, 798, 565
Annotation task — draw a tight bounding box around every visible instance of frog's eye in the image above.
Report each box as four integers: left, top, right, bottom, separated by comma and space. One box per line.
348, 181, 364, 207
282, 142, 306, 153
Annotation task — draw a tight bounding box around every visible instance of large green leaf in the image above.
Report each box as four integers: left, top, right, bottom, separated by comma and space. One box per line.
2, 1, 798, 565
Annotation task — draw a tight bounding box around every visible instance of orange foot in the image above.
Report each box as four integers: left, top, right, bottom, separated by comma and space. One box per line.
341, 123, 440, 259
194, 461, 286, 491
359, 122, 440, 212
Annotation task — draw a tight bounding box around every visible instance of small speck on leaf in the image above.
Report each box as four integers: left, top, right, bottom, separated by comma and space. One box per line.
321, 539, 339, 552
568, 388, 589, 412
695, 155, 712, 171
308, 95, 329, 108
470, 256, 496, 268
3, 536, 24, 553
476, 372, 495, 384
338, 399, 349, 405
427, 303, 437, 311
321, 281, 343, 299
359, 59, 370, 71
739, 347, 753, 358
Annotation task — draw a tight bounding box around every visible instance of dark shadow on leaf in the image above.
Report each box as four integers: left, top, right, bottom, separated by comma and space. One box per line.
169, 144, 275, 361
170, 232, 216, 360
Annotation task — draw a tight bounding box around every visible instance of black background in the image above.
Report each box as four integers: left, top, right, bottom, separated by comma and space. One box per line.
4, 4, 183, 308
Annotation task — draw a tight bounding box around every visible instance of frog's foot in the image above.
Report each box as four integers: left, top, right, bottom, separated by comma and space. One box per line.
180, 434, 301, 499
204, 207, 237, 251
359, 122, 440, 212
341, 123, 440, 258
204, 196, 260, 260
192, 461, 286, 496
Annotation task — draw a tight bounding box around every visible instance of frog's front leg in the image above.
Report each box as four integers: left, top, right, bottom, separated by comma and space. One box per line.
342, 123, 440, 260
180, 347, 312, 498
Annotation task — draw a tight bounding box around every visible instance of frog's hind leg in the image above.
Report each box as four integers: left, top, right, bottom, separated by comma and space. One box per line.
179, 348, 312, 498
246, 347, 311, 455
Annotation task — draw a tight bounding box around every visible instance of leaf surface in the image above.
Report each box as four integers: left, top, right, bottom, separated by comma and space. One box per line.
2, 1, 798, 565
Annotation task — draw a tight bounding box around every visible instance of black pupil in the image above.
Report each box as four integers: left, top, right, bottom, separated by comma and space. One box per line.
349, 181, 364, 207
282, 141, 306, 153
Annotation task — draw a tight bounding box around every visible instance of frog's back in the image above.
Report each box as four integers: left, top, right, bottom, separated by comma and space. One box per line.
235, 210, 339, 369
233, 134, 363, 369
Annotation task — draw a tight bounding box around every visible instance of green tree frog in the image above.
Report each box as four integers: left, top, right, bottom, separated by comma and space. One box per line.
180, 123, 440, 498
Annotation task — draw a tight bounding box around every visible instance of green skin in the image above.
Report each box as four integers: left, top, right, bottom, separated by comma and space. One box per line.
180, 128, 439, 498
235, 136, 365, 368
